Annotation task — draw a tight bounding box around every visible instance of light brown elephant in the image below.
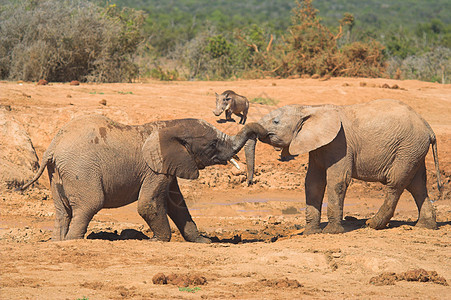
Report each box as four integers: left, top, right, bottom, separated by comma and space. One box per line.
245, 99, 442, 234
20, 115, 267, 242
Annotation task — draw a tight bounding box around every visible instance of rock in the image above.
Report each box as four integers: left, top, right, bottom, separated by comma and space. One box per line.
70, 80, 80, 86
37, 79, 48, 85
0, 111, 39, 189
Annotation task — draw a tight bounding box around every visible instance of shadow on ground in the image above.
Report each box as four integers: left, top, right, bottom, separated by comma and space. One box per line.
85, 220, 451, 242
87, 229, 150, 241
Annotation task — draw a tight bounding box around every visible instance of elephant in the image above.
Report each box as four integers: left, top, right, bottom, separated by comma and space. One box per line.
245, 99, 442, 234
20, 115, 267, 242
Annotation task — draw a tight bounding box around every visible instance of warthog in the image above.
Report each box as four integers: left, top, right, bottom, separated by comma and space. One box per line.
213, 90, 249, 124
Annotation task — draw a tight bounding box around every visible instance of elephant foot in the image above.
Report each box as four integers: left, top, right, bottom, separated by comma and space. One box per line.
192, 236, 212, 244
150, 235, 171, 242
303, 225, 322, 235
322, 223, 345, 234
415, 219, 437, 230
366, 217, 388, 230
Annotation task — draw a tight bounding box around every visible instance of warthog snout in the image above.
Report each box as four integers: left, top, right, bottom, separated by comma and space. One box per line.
213, 109, 223, 116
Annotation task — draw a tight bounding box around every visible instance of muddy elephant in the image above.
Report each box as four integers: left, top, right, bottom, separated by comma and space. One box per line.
20, 115, 267, 242
245, 99, 442, 234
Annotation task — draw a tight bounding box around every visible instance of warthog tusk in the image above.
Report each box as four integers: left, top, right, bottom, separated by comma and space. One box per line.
230, 158, 240, 170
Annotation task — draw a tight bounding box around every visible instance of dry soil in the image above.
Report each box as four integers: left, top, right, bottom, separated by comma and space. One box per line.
1, 77, 450, 299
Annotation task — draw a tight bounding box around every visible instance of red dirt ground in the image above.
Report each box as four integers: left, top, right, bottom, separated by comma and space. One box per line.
1, 77, 450, 299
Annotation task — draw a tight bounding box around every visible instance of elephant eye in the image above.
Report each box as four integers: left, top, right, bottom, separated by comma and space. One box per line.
209, 140, 217, 149
273, 118, 280, 125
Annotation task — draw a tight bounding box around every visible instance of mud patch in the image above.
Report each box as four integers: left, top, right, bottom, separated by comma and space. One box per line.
0, 227, 51, 243
370, 269, 448, 286
210, 219, 304, 244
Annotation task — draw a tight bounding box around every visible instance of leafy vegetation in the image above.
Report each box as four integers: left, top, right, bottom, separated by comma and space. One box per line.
269, 0, 386, 78
250, 97, 279, 106
0, 0, 449, 82
0, 0, 144, 82
178, 286, 201, 293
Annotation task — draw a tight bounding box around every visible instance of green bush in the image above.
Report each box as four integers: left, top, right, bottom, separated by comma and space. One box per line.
250, 97, 279, 106
0, 0, 144, 82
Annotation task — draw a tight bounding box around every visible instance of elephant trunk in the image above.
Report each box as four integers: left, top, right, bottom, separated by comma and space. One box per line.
244, 138, 257, 185
228, 122, 267, 154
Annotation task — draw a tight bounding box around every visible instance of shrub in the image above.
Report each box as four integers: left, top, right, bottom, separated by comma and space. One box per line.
389, 47, 450, 83
0, 0, 144, 82
175, 31, 237, 80
268, 0, 387, 78
339, 40, 386, 77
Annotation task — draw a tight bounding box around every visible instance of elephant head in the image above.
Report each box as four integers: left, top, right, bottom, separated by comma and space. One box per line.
245, 105, 342, 184
143, 119, 267, 179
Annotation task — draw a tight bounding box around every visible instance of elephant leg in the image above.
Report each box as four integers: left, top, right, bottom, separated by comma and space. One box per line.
65, 206, 101, 240
406, 162, 437, 229
323, 166, 351, 234
63, 176, 104, 240
304, 164, 326, 235
47, 166, 71, 241
167, 178, 211, 243
367, 160, 416, 229
50, 180, 71, 241
137, 174, 172, 242
366, 186, 403, 229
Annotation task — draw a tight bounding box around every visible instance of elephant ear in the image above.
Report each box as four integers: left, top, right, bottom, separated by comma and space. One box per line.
142, 127, 199, 180
289, 106, 342, 155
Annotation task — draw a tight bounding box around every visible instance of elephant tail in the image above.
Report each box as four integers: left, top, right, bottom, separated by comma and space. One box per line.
18, 150, 53, 191
431, 135, 443, 199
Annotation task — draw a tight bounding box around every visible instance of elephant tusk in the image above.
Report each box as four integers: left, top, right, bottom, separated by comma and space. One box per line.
229, 158, 241, 170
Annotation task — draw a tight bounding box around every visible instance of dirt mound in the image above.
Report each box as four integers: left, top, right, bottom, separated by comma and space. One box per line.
370, 269, 449, 286
152, 273, 207, 287
0, 110, 39, 189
